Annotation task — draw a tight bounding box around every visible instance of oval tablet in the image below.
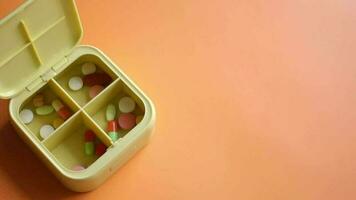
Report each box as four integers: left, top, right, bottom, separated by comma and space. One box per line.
106, 104, 116, 121
118, 113, 136, 130
40, 124, 55, 139
36, 105, 54, 115
20, 109, 34, 124
81, 62, 96, 75
118, 97, 136, 113
68, 76, 83, 91
89, 85, 104, 99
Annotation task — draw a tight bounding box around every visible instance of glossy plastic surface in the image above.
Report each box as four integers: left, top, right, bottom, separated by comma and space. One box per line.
0, 0, 82, 98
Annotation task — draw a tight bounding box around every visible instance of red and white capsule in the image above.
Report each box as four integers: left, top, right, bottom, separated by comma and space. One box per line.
107, 120, 119, 141
52, 99, 72, 120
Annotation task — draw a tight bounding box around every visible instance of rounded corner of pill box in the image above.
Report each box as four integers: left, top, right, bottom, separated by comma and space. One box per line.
57, 165, 110, 192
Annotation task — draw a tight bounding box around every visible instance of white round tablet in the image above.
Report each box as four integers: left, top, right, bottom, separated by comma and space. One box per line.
19, 109, 34, 124
68, 76, 83, 91
118, 97, 136, 113
81, 62, 96, 75
40, 124, 55, 140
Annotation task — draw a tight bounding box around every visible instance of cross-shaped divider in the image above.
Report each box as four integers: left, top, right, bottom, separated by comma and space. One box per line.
27, 55, 146, 171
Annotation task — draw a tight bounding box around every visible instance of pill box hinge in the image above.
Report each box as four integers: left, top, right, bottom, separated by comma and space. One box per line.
52, 56, 68, 73
40, 68, 56, 82
25, 77, 43, 92
25, 56, 68, 92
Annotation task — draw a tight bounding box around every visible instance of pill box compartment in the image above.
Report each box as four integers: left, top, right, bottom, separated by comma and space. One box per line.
85, 79, 145, 140
17, 48, 145, 172
43, 111, 112, 170
20, 80, 79, 140
18, 52, 117, 170
55, 54, 117, 107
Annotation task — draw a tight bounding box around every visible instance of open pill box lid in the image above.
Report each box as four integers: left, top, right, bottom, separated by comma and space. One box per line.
0, 0, 83, 99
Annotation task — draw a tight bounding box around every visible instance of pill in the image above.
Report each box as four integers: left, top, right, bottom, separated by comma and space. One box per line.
19, 109, 34, 124
36, 105, 54, 115
72, 165, 85, 171
84, 130, 95, 155
52, 118, 64, 129
68, 76, 83, 91
52, 99, 72, 120
107, 120, 119, 141
136, 115, 144, 124
81, 62, 96, 75
40, 124, 55, 139
107, 120, 118, 131
89, 85, 104, 99
83, 73, 111, 87
108, 132, 119, 142
118, 113, 136, 130
95, 143, 106, 156
32, 93, 45, 107
106, 104, 116, 121
118, 96, 136, 113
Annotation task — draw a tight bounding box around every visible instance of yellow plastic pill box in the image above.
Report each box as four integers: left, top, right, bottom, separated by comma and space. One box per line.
0, 0, 155, 192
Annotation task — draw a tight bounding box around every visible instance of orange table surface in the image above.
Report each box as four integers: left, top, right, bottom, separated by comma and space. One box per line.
1, 0, 356, 199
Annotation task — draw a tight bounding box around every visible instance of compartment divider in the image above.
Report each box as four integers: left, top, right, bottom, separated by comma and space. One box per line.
32, 16, 66, 42
82, 111, 113, 147
43, 111, 109, 169
48, 79, 81, 112
83, 78, 121, 112
0, 43, 32, 69
19, 20, 43, 65
42, 111, 81, 149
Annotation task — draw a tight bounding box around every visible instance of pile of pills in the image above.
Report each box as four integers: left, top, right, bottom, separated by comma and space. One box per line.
71, 129, 107, 172
19, 93, 72, 140
68, 62, 111, 100
105, 96, 143, 142
84, 130, 107, 156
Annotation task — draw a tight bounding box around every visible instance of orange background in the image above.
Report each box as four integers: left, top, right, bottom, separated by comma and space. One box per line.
0, 0, 356, 199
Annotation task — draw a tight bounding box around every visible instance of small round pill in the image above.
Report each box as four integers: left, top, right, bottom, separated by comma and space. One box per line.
40, 124, 55, 139
52, 118, 64, 129
118, 113, 136, 130
68, 76, 83, 91
19, 109, 34, 124
136, 115, 143, 124
81, 62, 96, 75
72, 165, 85, 171
89, 85, 104, 99
118, 97, 136, 113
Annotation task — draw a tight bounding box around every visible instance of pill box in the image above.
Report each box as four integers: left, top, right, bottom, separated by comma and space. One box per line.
0, 0, 155, 192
